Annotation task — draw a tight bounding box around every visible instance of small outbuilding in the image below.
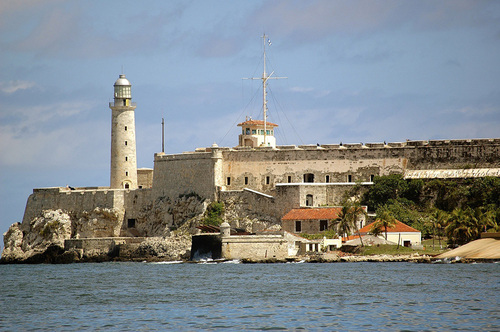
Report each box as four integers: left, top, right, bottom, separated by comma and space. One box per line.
358, 220, 422, 247
281, 207, 366, 234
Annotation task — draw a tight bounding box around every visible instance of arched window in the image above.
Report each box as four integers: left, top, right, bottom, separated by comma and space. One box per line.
304, 173, 314, 183
306, 194, 313, 206
124, 183, 130, 189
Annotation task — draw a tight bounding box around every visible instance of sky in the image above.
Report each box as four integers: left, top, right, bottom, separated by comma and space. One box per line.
1, 0, 500, 241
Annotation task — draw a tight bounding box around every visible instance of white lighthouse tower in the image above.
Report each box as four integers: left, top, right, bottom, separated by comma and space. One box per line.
109, 74, 138, 189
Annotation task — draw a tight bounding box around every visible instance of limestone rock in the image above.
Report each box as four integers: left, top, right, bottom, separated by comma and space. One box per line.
133, 235, 192, 260
73, 207, 123, 238
2, 209, 71, 262
134, 195, 207, 236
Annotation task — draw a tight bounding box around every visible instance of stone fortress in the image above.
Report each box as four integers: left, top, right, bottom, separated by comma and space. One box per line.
2, 71, 500, 263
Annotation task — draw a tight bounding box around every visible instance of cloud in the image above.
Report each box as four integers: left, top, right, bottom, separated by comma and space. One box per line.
0, 80, 36, 94
197, 37, 242, 58
290, 86, 314, 93
14, 6, 79, 54
245, 0, 499, 45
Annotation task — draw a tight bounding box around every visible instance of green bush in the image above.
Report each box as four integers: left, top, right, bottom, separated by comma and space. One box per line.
202, 201, 225, 226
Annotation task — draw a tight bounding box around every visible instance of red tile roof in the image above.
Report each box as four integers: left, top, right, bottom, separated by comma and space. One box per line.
237, 120, 278, 127
359, 220, 420, 233
282, 207, 342, 221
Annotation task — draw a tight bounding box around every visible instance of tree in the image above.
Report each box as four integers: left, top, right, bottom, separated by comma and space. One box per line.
424, 209, 449, 248
445, 208, 476, 246
335, 199, 367, 247
371, 207, 397, 240
202, 201, 225, 226
363, 174, 408, 210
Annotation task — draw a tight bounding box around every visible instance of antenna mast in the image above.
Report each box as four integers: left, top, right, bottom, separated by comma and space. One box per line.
161, 117, 165, 153
244, 34, 286, 146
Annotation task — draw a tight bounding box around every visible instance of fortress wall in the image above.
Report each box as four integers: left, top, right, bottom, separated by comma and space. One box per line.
220, 189, 280, 224
221, 148, 405, 194
276, 183, 371, 209
152, 151, 220, 201
22, 188, 123, 225
274, 185, 301, 219
218, 139, 500, 194
137, 168, 154, 189
122, 189, 153, 222
405, 143, 500, 169
221, 235, 288, 260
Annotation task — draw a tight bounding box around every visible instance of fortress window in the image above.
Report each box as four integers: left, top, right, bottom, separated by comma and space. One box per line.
306, 194, 313, 206
320, 220, 328, 231
126, 171, 129, 176
266, 176, 270, 185
348, 175, 352, 183
125, 126, 128, 131
304, 173, 314, 183
124, 183, 130, 189
227, 177, 231, 186
288, 176, 292, 183
295, 220, 302, 233
125, 141, 128, 146
246, 128, 250, 135
245, 177, 248, 185
252, 129, 256, 134
125, 156, 128, 161
370, 174, 375, 182
326, 175, 330, 183
128, 219, 136, 228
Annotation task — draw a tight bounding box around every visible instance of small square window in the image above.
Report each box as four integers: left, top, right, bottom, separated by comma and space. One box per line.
252, 129, 256, 134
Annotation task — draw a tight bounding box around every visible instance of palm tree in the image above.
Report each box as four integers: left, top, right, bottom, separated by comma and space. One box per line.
335, 199, 367, 247
371, 207, 397, 241
445, 208, 475, 246
428, 209, 449, 248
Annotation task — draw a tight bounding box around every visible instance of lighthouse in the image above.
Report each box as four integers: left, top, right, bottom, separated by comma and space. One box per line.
109, 74, 138, 189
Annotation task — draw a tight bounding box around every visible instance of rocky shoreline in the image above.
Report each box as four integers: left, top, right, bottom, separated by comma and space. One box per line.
2, 246, 492, 264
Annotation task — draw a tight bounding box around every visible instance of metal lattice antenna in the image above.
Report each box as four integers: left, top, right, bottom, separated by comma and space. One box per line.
243, 34, 286, 146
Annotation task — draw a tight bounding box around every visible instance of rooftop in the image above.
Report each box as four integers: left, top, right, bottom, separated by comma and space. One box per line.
282, 207, 342, 221
359, 220, 420, 233
237, 119, 278, 128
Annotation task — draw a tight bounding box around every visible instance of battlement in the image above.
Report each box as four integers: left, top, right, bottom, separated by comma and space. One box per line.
190, 138, 500, 153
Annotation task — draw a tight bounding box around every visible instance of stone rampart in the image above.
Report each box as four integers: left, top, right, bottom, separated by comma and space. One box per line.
221, 189, 280, 231
64, 237, 147, 257
208, 138, 500, 195
221, 235, 288, 260
22, 187, 125, 225
152, 150, 221, 201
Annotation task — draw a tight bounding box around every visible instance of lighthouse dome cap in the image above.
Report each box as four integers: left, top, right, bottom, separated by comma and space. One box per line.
114, 74, 131, 86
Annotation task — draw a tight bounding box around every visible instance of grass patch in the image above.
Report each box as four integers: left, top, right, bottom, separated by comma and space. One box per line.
358, 243, 449, 256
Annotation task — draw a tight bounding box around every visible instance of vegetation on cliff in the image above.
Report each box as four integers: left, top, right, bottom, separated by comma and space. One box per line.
362, 175, 500, 245
202, 201, 225, 226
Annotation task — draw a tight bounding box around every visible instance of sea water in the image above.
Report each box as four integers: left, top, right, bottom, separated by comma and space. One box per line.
0, 262, 498, 331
